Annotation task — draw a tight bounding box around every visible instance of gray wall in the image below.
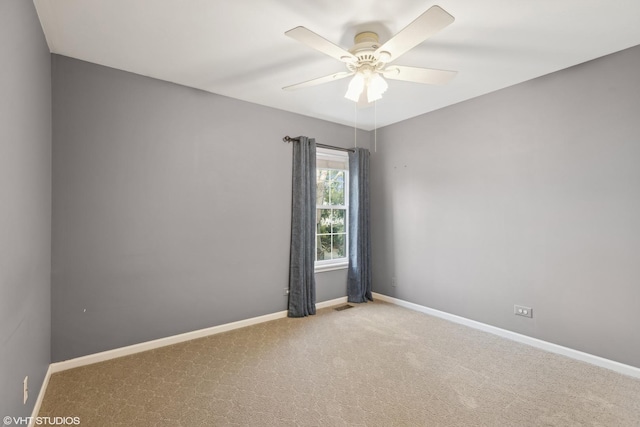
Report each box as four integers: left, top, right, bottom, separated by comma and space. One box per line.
0, 0, 52, 418
51, 55, 369, 362
371, 45, 640, 368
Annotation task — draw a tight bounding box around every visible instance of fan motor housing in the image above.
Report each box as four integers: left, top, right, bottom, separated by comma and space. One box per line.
348, 31, 385, 71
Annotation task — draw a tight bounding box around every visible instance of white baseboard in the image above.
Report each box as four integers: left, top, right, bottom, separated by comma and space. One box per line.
49, 296, 348, 374
29, 364, 52, 427
372, 292, 640, 379
29, 296, 346, 420
40, 293, 638, 413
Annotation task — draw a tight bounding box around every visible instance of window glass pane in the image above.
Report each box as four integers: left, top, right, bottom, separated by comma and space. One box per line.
315, 150, 349, 267
331, 180, 345, 205
318, 235, 332, 261
316, 179, 326, 206
317, 169, 331, 205
332, 234, 346, 259
316, 236, 324, 261
317, 209, 331, 234
332, 209, 345, 233
322, 174, 332, 205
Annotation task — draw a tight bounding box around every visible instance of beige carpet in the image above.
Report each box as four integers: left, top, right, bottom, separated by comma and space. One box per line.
39, 300, 640, 426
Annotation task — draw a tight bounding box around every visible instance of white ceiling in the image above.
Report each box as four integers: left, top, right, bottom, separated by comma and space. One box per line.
34, 0, 640, 131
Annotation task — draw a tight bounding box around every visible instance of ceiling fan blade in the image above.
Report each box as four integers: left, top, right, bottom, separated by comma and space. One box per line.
285, 26, 357, 63
283, 71, 353, 91
383, 66, 457, 85
375, 6, 454, 63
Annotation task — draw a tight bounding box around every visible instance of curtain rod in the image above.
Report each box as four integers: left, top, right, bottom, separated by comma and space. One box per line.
282, 136, 355, 153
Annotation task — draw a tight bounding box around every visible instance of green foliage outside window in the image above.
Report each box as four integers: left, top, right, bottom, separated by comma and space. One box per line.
316, 169, 347, 262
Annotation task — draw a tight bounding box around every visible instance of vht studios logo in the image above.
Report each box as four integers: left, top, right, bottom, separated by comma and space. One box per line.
3, 416, 80, 426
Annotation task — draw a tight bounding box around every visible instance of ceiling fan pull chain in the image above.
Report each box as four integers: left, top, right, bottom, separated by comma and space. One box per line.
374, 100, 377, 153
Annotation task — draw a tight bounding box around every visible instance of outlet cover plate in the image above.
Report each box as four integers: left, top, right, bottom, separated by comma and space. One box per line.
514, 305, 533, 318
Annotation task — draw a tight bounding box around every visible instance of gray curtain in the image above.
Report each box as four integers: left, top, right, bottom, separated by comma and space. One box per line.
288, 136, 317, 317
347, 147, 373, 303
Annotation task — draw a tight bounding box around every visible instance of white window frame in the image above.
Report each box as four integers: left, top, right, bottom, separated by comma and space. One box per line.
315, 148, 349, 273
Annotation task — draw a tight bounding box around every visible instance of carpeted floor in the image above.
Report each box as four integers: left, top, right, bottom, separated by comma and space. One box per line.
39, 300, 640, 426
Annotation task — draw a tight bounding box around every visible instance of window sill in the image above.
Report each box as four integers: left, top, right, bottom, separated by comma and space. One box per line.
315, 262, 348, 273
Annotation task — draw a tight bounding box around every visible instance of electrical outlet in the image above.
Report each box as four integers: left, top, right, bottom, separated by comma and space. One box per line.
23, 376, 28, 404
392, 277, 397, 288
514, 305, 533, 318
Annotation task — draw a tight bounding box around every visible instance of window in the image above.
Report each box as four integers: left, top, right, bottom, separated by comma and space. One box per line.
315, 148, 348, 272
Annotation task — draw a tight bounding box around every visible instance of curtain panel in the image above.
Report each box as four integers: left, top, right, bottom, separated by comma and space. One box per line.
288, 136, 317, 317
347, 147, 373, 303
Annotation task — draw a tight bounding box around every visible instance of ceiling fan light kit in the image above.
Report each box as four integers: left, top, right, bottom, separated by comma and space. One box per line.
344, 32, 389, 103
344, 65, 389, 103
284, 5, 458, 104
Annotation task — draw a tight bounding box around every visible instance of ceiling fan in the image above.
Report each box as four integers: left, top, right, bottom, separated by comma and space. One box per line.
283, 5, 457, 105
